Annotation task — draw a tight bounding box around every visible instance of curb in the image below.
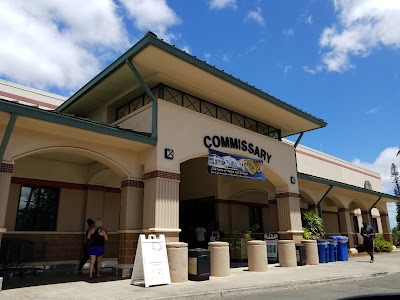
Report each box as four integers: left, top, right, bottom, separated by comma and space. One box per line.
151, 272, 394, 300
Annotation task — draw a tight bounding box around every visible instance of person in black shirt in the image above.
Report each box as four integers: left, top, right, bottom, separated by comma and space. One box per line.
77, 218, 96, 274
361, 221, 375, 263
87, 218, 108, 279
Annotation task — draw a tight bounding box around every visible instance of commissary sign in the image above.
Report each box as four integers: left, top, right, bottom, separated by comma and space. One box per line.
208, 148, 265, 181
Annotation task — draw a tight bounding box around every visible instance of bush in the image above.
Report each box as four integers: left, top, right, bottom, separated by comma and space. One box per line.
392, 229, 400, 247
374, 234, 393, 253
301, 211, 324, 240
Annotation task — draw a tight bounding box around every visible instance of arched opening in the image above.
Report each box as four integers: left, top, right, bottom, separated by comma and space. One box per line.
320, 196, 344, 237
348, 200, 370, 246
179, 154, 282, 248
299, 190, 316, 213
4, 147, 129, 269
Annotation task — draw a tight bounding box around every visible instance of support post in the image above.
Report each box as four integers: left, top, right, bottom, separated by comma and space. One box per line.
125, 59, 158, 138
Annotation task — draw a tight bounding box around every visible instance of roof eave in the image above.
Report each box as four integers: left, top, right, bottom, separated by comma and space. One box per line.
58, 33, 326, 129
298, 172, 400, 202
0, 99, 156, 145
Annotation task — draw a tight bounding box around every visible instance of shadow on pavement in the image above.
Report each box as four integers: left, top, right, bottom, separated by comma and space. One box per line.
1, 267, 124, 290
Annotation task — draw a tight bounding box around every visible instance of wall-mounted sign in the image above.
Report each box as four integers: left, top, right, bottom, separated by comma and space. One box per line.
208, 148, 265, 181
203, 135, 272, 163
164, 148, 174, 160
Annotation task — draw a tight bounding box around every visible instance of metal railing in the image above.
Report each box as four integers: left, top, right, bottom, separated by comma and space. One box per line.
116, 84, 281, 140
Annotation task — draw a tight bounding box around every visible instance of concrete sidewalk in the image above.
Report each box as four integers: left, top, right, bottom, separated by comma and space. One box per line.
1, 251, 400, 300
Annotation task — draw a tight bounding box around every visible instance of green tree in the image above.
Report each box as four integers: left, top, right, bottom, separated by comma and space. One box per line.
391, 163, 400, 230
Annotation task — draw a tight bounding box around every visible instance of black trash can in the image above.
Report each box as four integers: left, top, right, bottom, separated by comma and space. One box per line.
188, 248, 210, 281
295, 244, 306, 266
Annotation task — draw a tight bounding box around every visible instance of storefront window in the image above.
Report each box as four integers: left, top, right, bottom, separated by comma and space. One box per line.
249, 206, 263, 233
15, 186, 59, 231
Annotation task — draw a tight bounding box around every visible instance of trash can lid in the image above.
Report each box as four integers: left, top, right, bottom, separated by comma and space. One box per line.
327, 236, 348, 241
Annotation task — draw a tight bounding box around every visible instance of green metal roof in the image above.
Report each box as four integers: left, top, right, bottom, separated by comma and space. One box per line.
57, 32, 327, 129
0, 99, 156, 145
298, 172, 400, 202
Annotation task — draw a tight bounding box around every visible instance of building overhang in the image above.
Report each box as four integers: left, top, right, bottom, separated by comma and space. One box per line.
57, 32, 327, 138
0, 99, 156, 147
298, 172, 400, 203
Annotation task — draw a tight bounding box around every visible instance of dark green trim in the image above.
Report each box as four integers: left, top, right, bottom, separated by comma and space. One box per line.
317, 185, 333, 218
0, 113, 17, 163
0, 100, 156, 145
369, 196, 382, 224
125, 59, 157, 138
298, 172, 400, 201
57, 33, 327, 129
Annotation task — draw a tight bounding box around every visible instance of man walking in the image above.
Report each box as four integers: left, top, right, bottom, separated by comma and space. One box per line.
361, 221, 375, 263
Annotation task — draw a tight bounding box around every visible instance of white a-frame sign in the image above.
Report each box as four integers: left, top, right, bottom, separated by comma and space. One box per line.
131, 234, 171, 288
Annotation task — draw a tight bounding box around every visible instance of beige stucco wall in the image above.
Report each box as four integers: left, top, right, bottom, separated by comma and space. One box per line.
1, 115, 147, 180
0, 79, 66, 109
294, 143, 382, 192
14, 156, 89, 184
113, 104, 152, 134
57, 188, 87, 231
180, 158, 217, 201
152, 101, 297, 193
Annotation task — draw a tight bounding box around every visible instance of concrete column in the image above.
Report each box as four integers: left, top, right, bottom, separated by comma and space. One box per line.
0, 163, 13, 247
301, 240, 319, 265
248, 240, 267, 272
117, 179, 144, 278
361, 211, 370, 223
208, 242, 230, 277
308, 204, 319, 215
338, 208, 355, 249
86, 185, 105, 221
277, 192, 303, 243
278, 240, 297, 267
166, 242, 188, 283
380, 213, 393, 244
143, 171, 180, 230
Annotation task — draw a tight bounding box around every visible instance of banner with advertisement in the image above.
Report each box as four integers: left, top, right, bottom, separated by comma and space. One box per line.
207, 148, 265, 181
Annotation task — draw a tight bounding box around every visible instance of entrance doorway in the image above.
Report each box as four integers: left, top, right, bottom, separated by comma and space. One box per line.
179, 197, 216, 248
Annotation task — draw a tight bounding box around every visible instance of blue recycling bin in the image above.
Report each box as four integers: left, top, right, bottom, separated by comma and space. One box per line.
327, 239, 338, 262
328, 236, 349, 261
317, 240, 329, 263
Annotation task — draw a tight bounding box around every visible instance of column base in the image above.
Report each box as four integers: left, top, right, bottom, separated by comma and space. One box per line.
278, 230, 303, 243
116, 264, 133, 278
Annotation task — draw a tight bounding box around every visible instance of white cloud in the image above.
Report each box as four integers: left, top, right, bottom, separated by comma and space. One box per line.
352, 147, 400, 229
209, 0, 237, 10
245, 7, 265, 26
352, 147, 400, 194
0, 0, 181, 93
0, 0, 128, 92
365, 108, 378, 115
204, 52, 211, 62
120, 0, 180, 42
277, 64, 292, 74
283, 28, 294, 37
320, 0, 400, 72
222, 53, 231, 62
303, 65, 324, 75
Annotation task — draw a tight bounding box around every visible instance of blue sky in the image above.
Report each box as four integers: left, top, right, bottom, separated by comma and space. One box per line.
0, 0, 399, 226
